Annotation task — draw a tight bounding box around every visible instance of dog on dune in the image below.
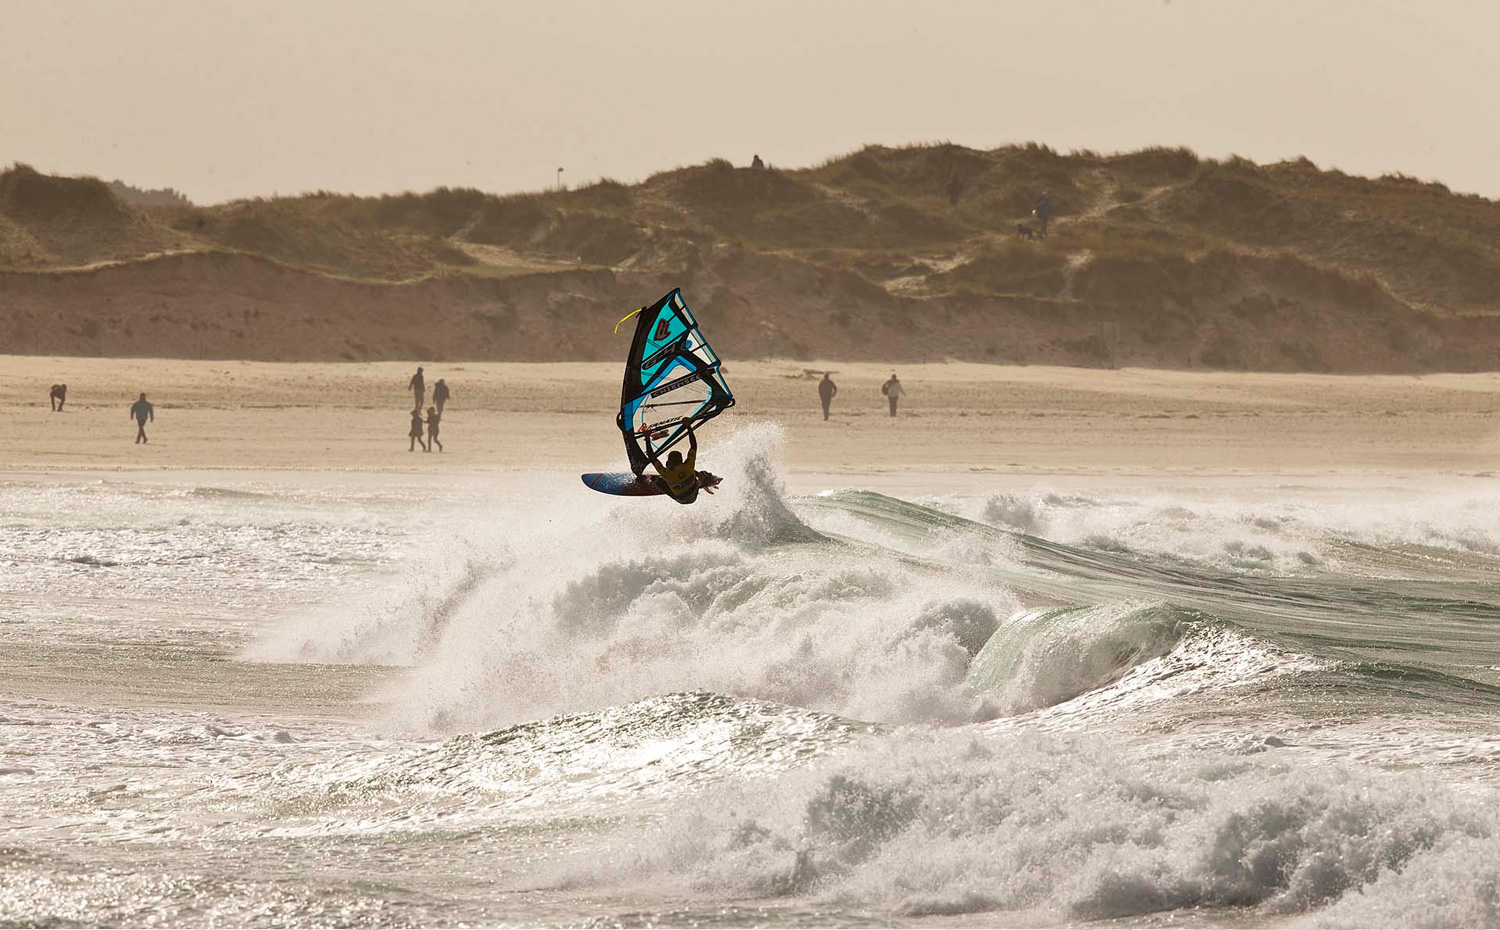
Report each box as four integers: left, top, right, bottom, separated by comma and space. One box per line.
1016, 223, 1037, 241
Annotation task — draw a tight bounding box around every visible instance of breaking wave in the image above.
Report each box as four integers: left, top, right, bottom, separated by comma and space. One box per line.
571, 726, 1500, 926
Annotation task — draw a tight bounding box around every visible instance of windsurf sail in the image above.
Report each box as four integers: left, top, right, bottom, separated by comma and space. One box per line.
617, 289, 735, 475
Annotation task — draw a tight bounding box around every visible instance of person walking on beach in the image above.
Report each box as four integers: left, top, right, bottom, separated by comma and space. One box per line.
49, 383, 67, 412
409, 409, 427, 452
129, 393, 154, 443
432, 378, 451, 416
408, 366, 425, 410
425, 406, 443, 453
881, 373, 905, 417
1033, 191, 1055, 238
818, 372, 838, 420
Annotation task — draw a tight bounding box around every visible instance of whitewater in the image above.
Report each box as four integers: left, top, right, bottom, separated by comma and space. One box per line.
6, 426, 1500, 927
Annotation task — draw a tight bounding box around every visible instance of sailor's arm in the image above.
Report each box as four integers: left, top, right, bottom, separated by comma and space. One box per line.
643, 438, 666, 474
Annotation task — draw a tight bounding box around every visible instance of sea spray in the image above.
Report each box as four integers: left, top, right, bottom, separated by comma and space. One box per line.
249, 425, 1021, 732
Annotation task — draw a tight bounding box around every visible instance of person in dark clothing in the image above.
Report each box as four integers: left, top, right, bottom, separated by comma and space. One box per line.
129, 393, 154, 443
818, 372, 838, 420
409, 409, 427, 452
432, 379, 451, 416
408, 367, 425, 410
946, 174, 962, 207
881, 374, 905, 417
750, 154, 765, 169
1033, 191, 1055, 238
426, 406, 443, 453
50, 384, 67, 412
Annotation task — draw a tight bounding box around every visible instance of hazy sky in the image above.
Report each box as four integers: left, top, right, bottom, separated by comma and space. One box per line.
3, 0, 1497, 203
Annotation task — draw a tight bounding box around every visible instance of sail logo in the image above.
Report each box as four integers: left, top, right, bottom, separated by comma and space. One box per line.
642, 342, 685, 371
649, 370, 705, 399
635, 416, 684, 437
654, 318, 672, 341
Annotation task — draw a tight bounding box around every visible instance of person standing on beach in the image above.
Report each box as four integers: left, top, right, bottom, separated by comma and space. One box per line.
881, 373, 905, 417
129, 393, 154, 443
408, 366, 425, 410
409, 409, 427, 452
50, 384, 67, 412
818, 372, 838, 420
426, 406, 443, 453
432, 379, 450, 416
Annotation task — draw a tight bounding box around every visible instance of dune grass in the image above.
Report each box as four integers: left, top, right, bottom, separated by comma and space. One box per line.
6, 144, 1500, 319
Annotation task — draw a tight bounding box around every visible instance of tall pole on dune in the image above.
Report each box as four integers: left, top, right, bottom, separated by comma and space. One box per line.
556, 167, 564, 191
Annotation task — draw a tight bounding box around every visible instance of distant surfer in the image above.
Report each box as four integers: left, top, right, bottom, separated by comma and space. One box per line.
818, 372, 837, 420
129, 393, 154, 443
432, 378, 450, 415
408, 366, 425, 410
408, 409, 427, 452
881, 373, 905, 417
426, 406, 443, 453
646, 428, 718, 504
49, 383, 66, 412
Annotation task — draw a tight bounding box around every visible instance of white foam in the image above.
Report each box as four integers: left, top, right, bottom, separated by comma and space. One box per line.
249, 426, 1022, 732
567, 726, 1500, 924
964, 484, 1500, 578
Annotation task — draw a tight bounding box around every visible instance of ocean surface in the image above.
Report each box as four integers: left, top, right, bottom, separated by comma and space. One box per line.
6, 426, 1500, 928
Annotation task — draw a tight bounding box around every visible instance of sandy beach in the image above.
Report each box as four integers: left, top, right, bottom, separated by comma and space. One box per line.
4, 355, 1500, 475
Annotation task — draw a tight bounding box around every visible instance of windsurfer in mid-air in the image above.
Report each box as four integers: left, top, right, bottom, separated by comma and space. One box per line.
645, 427, 719, 504
580, 289, 734, 502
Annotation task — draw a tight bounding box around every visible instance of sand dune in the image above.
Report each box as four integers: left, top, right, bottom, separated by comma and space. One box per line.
10, 149, 1500, 371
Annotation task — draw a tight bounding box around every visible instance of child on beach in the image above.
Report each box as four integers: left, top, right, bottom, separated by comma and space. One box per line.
426, 406, 442, 453
409, 409, 427, 452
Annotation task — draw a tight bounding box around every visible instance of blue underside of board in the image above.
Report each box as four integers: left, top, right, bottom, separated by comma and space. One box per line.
581, 472, 664, 497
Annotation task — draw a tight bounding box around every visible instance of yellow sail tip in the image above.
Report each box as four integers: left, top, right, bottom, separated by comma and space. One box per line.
613, 307, 644, 335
